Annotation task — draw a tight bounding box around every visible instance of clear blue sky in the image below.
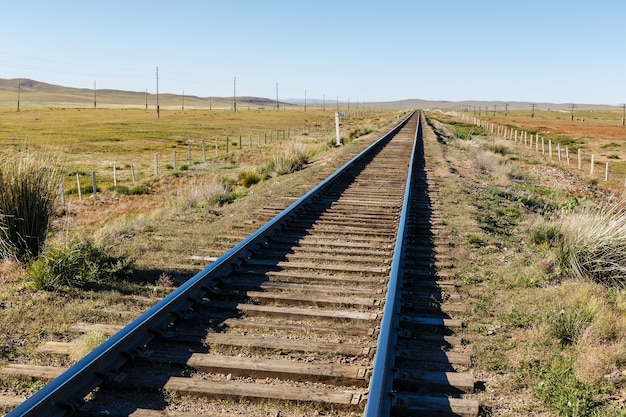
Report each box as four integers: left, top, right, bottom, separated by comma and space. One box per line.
0, 0, 624, 105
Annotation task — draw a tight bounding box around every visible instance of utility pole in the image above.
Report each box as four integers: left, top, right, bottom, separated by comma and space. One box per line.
145, 89, 148, 110
531, 103, 536, 118
16, 79, 20, 112
93, 80, 96, 108
323, 94, 326, 112
570, 103, 577, 121
505, 103, 508, 116
275, 83, 279, 110
182, 90, 184, 111
493, 105, 497, 116
233, 76, 236, 112
156, 67, 160, 119
621, 103, 625, 126
304, 89, 307, 112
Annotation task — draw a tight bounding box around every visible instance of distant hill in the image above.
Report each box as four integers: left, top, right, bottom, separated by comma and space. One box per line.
0, 78, 617, 111
0, 78, 287, 110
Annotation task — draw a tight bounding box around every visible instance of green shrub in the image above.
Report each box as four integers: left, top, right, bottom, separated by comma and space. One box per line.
26, 240, 133, 291
528, 356, 602, 416
110, 184, 152, 195
531, 220, 560, 246
0, 153, 60, 262
547, 305, 595, 346
110, 185, 130, 195
238, 170, 262, 188
348, 128, 373, 140
129, 184, 152, 195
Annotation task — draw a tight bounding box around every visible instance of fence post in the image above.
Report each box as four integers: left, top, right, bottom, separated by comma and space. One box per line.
173, 150, 177, 171
92, 171, 97, 197
113, 165, 117, 188
187, 145, 192, 165
154, 154, 159, 176
239, 135, 242, 149
605, 162, 610, 181
578, 149, 582, 170
590, 155, 595, 175
226, 137, 229, 153
215, 138, 219, 158
549, 140, 552, 159
76, 173, 82, 201
202, 140, 206, 161
131, 165, 136, 182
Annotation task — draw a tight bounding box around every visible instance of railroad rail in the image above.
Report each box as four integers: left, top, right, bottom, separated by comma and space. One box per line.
4, 110, 478, 416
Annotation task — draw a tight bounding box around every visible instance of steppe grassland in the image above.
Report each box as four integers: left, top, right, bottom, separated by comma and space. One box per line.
427, 110, 626, 416
0, 107, 336, 182
487, 108, 626, 180
0, 107, 404, 378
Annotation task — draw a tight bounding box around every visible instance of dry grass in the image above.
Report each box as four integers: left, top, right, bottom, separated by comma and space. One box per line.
0, 259, 24, 285
424, 111, 626, 416
69, 329, 108, 363
0, 107, 405, 391
473, 149, 513, 179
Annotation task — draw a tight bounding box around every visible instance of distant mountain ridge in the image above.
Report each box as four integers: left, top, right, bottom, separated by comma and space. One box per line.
0, 78, 615, 111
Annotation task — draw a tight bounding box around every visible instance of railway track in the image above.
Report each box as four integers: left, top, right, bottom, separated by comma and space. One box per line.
3, 111, 478, 416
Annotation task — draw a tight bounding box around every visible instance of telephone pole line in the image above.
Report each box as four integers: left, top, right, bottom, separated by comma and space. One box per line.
233, 76, 236, 112
156, 67, 160, 119
531, 103, 536, 118
16, 79, 20, 112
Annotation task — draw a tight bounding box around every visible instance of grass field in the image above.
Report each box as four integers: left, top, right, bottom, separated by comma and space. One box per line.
0, 106, 406, 397
457, 108, 626, 188
1, 100, 625, 415
425, 110, 626, 416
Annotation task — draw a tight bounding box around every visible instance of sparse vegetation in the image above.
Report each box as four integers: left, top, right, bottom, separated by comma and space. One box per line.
267, 143, 310, 175
424, 111, 626, 416
70, 329, 108, 362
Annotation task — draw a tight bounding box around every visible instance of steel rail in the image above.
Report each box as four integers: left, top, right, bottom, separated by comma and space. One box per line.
364, 111, 421, 416
7, 111, 417, 417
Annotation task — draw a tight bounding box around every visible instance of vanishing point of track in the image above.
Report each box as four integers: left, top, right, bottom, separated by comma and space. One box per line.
4, 111, 478, 416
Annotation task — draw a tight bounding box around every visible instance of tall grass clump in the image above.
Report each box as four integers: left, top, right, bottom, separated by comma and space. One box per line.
0, 152, 60, 262
557, 198, 626, 287
473, 149, 512, 179
268, 143, 309, 176
238, 169, 263, 188
176, 177, 234, 209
